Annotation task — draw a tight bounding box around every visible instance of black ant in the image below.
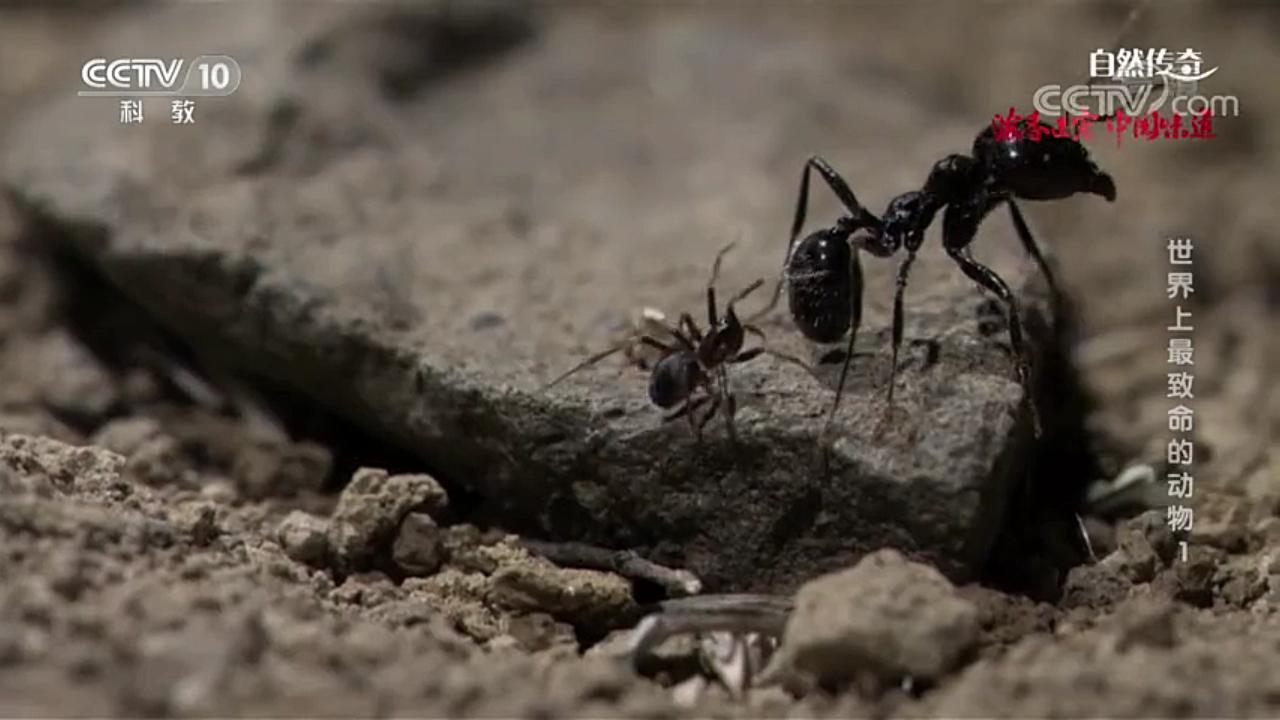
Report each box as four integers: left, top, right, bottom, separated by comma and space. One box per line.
753, 119, 1117, 438
545, 244, 810, 441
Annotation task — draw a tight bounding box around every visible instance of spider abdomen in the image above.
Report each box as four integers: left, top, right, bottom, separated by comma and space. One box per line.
648, 351, 701, 409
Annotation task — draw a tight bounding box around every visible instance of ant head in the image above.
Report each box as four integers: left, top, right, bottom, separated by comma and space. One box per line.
1089, 169, 1117, 202
880, 191, 940, 254
976, 123, 1117, 203
648, 351, 700, 409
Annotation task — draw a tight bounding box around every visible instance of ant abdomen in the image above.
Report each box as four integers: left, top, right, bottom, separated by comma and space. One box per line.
786, 229, 855, 344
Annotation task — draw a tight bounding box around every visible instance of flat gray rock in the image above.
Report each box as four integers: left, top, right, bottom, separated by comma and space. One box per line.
2, 4, 1069, 590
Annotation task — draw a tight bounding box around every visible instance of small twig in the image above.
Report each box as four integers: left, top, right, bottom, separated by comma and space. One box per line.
654, 593, 794, 630
519, 539, 703, 597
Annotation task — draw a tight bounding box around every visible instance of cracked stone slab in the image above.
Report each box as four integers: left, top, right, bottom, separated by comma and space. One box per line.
2, 3, 1074, 591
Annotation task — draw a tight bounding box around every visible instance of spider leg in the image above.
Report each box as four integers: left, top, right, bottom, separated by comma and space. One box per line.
544, 327, 694, 390
697, 392, 723, 432
664, 394, 710, 423
725, 278, 764, 313
696, 391, 723, 440
679, 312, 704, 344
741, 325, 822, 382
640, 336, 678, 355
719, 368, 737, 433
542, 343, 628, 389
705, 241, 742, 325
708, 241, 737, 291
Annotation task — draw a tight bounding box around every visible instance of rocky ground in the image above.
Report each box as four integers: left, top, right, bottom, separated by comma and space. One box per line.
1, 1, 1279, 717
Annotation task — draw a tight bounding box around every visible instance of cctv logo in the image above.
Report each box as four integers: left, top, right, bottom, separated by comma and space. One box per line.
78, 56, 240, 97
81, 58, 185, 94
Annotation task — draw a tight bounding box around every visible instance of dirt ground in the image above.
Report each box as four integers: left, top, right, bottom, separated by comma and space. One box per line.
1, 1, 1279, 717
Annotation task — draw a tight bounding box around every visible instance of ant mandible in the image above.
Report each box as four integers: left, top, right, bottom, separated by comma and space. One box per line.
753, 118, 1117, 438
546, 243, 810, 442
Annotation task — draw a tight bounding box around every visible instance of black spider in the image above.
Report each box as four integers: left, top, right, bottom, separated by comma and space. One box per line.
546, 244, 809, 441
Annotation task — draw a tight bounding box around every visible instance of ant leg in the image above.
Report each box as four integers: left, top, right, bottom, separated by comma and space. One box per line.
887, 250, 918, 407
750, 156, 878, 324
749, 162, 820, 322
1007, 200, 1061, 314
801, 156, 879, 232
823, 246, 865, 441
945, 245, 1042, 437
731, 347, 764, 364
